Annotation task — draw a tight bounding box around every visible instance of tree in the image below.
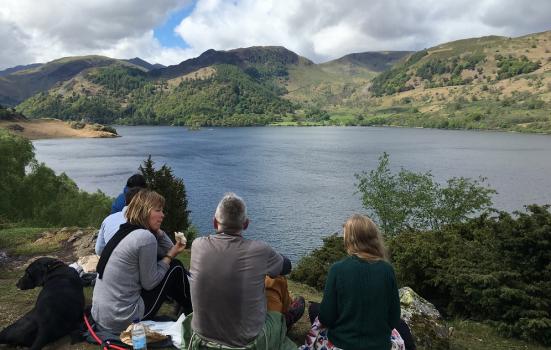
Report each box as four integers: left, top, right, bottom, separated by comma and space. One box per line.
355, 152, 495, 235
139, 156, 191, 238
0, 130, 34, 222
0, 129, 110, 227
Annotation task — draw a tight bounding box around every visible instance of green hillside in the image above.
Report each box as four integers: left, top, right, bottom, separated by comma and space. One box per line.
17, 63, 294, 126
16, 47, 315, 126
0, 56, 146, 106
344, 31, 551, 133
280, 52, 405, 110
320, 51, 411, 78
6, 30, 551, 131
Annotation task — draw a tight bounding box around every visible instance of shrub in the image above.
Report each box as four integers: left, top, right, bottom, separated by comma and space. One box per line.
69, 121, 86, 129
290, 235, 346, 290
496, 55, 541, 79
184, 224, 198, 247
389, 205, 551, 345
291, 205, 551, 345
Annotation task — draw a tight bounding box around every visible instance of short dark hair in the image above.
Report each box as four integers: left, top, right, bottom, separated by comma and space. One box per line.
126, 174, 146, 188
125, 187, 142, 206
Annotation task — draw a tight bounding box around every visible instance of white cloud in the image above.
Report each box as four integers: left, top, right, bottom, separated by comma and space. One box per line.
175, 0, 551, 62
0, 0, 191, 70
1, 0, 551, 70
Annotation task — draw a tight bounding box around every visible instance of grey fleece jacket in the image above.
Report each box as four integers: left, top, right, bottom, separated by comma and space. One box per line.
91, 228, 173, 333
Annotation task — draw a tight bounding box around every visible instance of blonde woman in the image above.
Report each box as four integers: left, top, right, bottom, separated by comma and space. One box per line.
301, 214, 403, 350
92, 189, 192, 333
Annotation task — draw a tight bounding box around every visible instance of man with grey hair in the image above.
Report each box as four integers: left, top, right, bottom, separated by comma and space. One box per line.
186, 192, 303, 349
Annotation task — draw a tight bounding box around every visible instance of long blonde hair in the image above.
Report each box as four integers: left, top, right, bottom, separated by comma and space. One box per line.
343, 214, 387, 261
125, 189, 165, 231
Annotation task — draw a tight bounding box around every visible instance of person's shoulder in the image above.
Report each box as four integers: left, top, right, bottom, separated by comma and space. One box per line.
248, 239, 277, 253
130, 229, 156, 245
105, 210, 125, 223
192, 235, 207, 245
190, 235, 212, 251
329, 256, 352, 272
376, 260, 397, 276
377, 260, 395, 270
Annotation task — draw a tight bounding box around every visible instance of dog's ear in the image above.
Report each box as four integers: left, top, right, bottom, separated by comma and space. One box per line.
28, 258, 52, 287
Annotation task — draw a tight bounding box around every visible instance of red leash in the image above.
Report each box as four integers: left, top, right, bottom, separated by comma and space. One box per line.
83, 314, 129, 350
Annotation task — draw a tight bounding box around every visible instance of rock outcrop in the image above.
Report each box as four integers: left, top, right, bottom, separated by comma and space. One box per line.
400, 287, 450, 350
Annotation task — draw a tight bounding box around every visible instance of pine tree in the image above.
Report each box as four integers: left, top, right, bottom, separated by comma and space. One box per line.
139, 156, 190, 237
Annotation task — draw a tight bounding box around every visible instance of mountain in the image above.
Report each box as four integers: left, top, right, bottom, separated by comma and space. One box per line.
16, 46, 315, 126
282, 51, 410, 107
6, 30, 551, 132
0, 55, 146, 106
0, 63, 43, 77
320, 51, 411, 77
16, 47, 300, 126
151, 46, 312, 80
123, 57, 165, 71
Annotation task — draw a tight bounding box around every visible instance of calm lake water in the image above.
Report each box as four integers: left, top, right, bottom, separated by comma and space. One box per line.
33, 126, 551, 261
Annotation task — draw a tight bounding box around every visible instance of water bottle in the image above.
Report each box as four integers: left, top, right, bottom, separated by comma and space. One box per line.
131, 319, 147, 350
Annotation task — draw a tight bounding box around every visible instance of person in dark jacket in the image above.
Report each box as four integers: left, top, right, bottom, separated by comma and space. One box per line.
302, 214, 402, 350
110, 174, 146, 214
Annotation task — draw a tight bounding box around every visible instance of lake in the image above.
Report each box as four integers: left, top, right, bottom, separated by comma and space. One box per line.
33, 126, 551, 261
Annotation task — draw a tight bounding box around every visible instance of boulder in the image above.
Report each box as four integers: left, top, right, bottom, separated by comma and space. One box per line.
77, 254, 99, 273
400, 287, 450, 350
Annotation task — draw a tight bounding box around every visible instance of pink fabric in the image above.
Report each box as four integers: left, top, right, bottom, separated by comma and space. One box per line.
299, 317, 405, 350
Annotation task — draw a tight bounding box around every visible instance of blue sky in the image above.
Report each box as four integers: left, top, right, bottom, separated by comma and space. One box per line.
154, 1, 195, 48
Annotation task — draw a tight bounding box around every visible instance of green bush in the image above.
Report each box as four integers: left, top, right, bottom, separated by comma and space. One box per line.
389, 205, 551, 345
291, 205, 551, 345
370, 67, 413, 96
496, 55, 541, 80
290, 235, 346, 290
184, 224, 198, 247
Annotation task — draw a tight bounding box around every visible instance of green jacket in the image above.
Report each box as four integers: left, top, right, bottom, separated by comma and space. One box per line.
319, 256, 401, 350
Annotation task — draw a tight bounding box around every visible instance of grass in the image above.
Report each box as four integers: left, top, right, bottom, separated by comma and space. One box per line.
1, 227, 550, 350
0, 227, 54, 255
449, 319, 551, 350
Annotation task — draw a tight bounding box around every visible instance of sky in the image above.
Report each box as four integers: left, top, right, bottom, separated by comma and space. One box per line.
1, 0, 551, 70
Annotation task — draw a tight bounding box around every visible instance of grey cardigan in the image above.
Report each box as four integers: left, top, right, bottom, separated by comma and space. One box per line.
91, 228, 173, 332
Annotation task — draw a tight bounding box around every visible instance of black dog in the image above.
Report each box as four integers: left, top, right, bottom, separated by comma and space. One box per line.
0, 257, 84, 350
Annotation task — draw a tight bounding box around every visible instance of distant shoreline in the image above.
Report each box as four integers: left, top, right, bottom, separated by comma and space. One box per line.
0, 119, 119, 140
5, 120, 550, 140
